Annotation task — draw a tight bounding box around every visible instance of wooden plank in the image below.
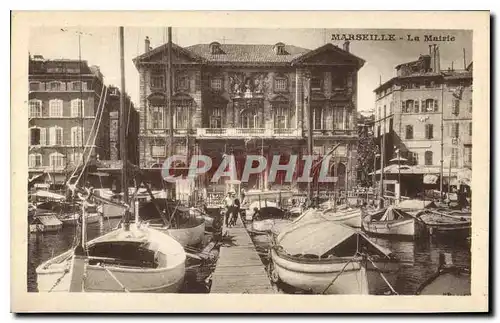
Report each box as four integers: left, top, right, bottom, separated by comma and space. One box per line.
210, 217, 275, 294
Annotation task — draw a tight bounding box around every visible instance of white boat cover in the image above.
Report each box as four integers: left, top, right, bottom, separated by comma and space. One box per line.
397, 199, 435, 210
31, 190, 66, 200
277, 219, 355, 256
379, 207, 413, 221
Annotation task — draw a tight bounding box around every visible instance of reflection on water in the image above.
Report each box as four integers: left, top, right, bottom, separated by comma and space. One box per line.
251, 231, 471, 295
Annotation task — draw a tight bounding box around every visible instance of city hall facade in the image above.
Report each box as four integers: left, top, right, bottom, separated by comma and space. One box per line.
133, 39, 365, 193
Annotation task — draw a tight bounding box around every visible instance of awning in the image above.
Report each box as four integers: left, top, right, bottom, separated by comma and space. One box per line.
457, 168, 472, 186
28, 173, 44, 183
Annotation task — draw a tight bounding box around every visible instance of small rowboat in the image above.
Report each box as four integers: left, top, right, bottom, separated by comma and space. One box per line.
416, 210, 471, 237
270, 219, 400, 295
362, 206, 426, 238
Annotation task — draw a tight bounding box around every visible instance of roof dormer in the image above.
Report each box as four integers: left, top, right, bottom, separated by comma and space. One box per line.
273, 42, 286, 55
209, 42, 222, 55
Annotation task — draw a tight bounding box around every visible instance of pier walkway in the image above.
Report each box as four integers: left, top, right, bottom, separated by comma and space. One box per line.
210, 217, 275, 294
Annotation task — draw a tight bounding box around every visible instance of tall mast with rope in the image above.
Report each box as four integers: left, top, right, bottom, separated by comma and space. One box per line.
119, 27, 130, 231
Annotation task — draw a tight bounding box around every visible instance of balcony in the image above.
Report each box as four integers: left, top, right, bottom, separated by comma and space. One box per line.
312, 129, 357, 137
139, 128, 195, 137
196, 128, 303, 139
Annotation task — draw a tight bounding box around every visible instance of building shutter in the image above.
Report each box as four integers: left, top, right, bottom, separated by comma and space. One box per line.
414, 100, 419, 113
49, 127, 55, 145
40, 128, 46, 146
434, 100, 439, 112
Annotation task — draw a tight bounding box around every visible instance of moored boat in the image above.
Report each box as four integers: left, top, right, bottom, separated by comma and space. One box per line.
269, 219, 400, 294
139, 199, 206, 247
362, 206, 426, 238
251, 218, 293, 235
322, 207, 363, 228
36, 223, 186, 292
416, 210, 471, 237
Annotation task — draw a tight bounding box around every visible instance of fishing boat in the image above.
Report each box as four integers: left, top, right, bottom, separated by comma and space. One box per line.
138, 199, 206, 247
36, 219, 186, 292
416, 209, 471, 237
416, 253, 471, 295
269, 219, 400, 294
251, 218, 293, 235
322, 207, 363, 228
362, 206, 426, 238
36, 26, 187, 293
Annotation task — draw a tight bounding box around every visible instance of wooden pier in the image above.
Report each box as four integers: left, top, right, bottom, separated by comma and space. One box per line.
210, 217, 276, 294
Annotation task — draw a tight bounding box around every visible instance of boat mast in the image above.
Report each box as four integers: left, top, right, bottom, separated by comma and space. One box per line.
119, 27, 130, 231
305, 73, 313, 204
379, 106, 386, 209
440, 78, 445, 202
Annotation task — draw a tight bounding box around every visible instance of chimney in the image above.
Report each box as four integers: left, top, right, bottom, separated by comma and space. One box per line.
145, 36, 150, 53
343, 40, 350, 52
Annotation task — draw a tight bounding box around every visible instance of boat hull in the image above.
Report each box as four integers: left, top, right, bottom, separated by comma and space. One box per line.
29, 224, 62, 233
271, 249, 399, 295
150, 221, 206, 247
362, 218, 422, 238
59, 213, 101, 226
36, 226, 186, 293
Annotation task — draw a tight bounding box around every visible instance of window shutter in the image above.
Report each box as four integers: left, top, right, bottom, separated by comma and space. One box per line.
401, 101, 405, 113
414, 100, 419, 113
40, 128, 46, 146
469, 122, 472, 136
49, 127, 55, 145
71, 128, 75, 146
434, 100, 439, 112
455, 123, 460, 138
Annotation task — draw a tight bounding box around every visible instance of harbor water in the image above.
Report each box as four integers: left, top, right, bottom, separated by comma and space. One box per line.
28, 217, 471, 294
27, 217, 210, 293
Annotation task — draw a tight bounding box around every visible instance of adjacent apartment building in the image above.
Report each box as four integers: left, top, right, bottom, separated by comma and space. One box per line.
373, 45, 472, 188
28, 55, 139, 187
133, 38, 365, 193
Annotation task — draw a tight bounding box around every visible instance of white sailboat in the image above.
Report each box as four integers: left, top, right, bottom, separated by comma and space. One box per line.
36, 27, 186, 293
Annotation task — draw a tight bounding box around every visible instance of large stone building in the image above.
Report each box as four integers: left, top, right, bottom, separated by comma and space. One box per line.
373, 45, 472, 194
28, 55, 139, 188
133, 38, 365, 193
28, 55, 110, 186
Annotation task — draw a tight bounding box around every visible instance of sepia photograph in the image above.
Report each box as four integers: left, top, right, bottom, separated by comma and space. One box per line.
11, 11, 490, 312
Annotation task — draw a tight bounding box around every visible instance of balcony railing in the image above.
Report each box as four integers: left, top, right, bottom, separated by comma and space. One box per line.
139, 128, 195, 137
196, 128, 303, 138
313, 129, 357, 137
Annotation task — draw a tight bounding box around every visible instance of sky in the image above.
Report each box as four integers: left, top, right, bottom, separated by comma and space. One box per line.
29, 27, 472, 114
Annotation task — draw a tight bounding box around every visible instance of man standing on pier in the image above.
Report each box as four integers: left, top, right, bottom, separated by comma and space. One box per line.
224, 191, 236, 230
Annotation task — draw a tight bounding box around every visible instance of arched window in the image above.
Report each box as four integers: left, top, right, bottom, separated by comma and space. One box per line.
71, 126, 83, 146
425, 151, 433, 166
29, 81, 43, 91
29, 99, 42, 118
29, 127, 46, 146
48, 81, 64, 91
28, 153, 42, 168
49, 126, 63, 146
70, 81, 87, 91
71, 99, 84, 117
49, 152, 65, 169
49, 99, 63, 117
